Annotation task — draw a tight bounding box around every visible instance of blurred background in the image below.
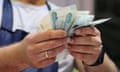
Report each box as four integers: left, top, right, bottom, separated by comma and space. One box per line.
49, 0, 94, 14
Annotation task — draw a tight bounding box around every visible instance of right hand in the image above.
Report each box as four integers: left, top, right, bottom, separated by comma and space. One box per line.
19, 30, 67, 68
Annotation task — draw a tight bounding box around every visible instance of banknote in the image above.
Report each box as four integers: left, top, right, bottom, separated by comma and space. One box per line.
50, 5, 77, 29
39, 14, 53, 32
39, 5, 111, 37
68, 18, 111, 37
51, 5, 111, 37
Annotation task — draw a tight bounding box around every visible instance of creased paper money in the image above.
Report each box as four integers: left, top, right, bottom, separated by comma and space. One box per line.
39, 5, 111, 37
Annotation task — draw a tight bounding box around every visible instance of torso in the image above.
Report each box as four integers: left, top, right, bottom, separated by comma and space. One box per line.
0, 0, 58, 33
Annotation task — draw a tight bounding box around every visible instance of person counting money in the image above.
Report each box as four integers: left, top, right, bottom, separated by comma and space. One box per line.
0, 0, 117, 72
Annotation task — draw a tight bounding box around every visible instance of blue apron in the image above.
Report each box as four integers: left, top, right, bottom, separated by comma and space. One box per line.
0, 0, 58, 72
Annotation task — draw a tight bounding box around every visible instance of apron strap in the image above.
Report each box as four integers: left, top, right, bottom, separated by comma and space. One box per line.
46, 0, 51, 11
1, 0, 13, 32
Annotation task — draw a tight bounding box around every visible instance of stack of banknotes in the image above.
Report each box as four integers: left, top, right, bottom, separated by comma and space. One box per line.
39, 5, 110, 37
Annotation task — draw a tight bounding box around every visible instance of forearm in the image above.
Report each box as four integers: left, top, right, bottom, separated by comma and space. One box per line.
74, 60, 86, 72
0, 42, 28, 71
76, 55, 117, 72
84, 54, 118, 72
75, 54, 118, 72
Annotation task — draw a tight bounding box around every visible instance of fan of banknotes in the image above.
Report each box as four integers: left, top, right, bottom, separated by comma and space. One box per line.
39, 5, 110, 37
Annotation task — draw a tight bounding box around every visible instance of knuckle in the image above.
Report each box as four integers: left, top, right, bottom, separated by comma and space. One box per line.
97, 41, 102, 46
24, 35, 34, 43
96, 39, 102, 46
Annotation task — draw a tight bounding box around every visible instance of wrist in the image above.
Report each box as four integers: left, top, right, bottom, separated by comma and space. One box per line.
2, 42, 29, 71
13, 42, 29, 71
83, 47, 104, 67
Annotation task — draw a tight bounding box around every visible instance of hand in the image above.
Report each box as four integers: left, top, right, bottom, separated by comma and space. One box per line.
19, 30, 67, 68
68, 27, 102, 65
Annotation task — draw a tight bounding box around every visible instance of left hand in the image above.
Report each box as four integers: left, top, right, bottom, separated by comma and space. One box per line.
67, 27, 102, 65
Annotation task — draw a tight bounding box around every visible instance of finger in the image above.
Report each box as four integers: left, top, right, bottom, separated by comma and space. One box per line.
74, 27, 100, 36
47, 45, 66, 58
70, 36, 102, 46
71, 52, 92, 60
30, 51, 55, 64
29, 38, 67, 53
25, 30, 67, 43
68, 45, 101, 54
70, 52, 98, 65
28, 51, 49, 63
32, 57, 55, 68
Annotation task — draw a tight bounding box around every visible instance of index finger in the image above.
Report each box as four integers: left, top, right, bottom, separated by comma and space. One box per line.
25, 30, 67, 43
74, 27, 100, 36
